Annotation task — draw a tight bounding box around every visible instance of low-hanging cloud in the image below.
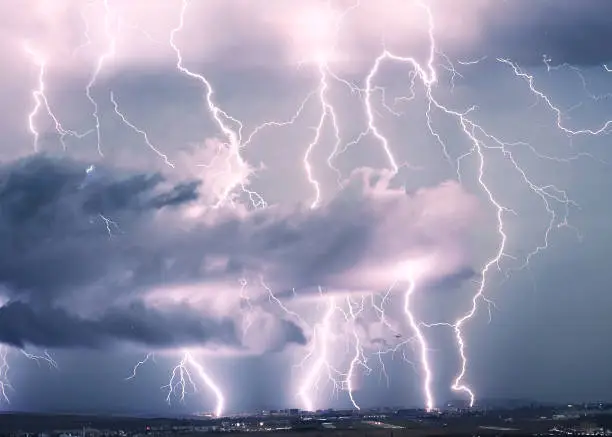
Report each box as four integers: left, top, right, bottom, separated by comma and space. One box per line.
0, 154, 480, 352
0, 300, 241, 350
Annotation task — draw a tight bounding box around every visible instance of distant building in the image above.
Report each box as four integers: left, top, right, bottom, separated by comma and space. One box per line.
574, 422, 604, 435
396, 408, 427, 419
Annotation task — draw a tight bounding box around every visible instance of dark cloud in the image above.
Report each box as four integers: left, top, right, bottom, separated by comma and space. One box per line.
0, 154, 198, 299
0, 155, 310, 352
0, 155, 475, 354
474, 0, 612, 65
0, 155, 475, 300
0, 300, 240, 350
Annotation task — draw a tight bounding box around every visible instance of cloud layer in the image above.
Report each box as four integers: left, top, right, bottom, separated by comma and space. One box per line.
0, 155, 478, 352
3, 0, 610, 90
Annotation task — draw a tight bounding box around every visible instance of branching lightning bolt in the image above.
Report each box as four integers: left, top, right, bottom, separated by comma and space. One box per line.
163, 351, 224, 418
170, 0, 265, 209
109, 91, 175, 167
400, 271, 434, 411
125, 352, 155, 381
24, 43, 93, 151
294, 0, 601, 411
344, 296, 371, 410
297, 292, 338, 412
500, 58, 612, 136
0, 346, 58, 403
85, 0, 116, 157
98, 213, 120, 238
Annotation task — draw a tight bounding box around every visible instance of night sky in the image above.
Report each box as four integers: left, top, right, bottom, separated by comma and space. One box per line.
0, 0, 611, 416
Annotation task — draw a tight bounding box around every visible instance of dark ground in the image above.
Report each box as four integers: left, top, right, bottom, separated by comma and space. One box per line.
0, 411, 610, 436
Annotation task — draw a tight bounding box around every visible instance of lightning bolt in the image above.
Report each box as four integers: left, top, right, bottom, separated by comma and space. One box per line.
303, 62, 331, 209
0, 346, 12, 404
163, 351, 224, 418
297, 292, 337, 412
293, 0, 444, 412
0, 347, 58, 403
239, 278, 255, 335
456, 56, 488, 66
371, 281, 421, 389
294, 2, 387, 410
543, 56, 612, 102
296, 290, 377, 411
423, 64, 589, 407
299, 0, 443, 410
85, 0, 116, 157
169, 0, 262, 209
263, 280, 366, 410
402, 271, 434, 411
125, 352, 155, 381
344, 296, 371, 410
109, 91, 175, 168
98, 213, 120, 238
20, 350, 59, 369
72, 3, 93, 58
265, 278, 376, 411
361, 0, 437, 174
294, 0, 598, 411
261, 278, 310, 329
24, 43, 93, 151
500, 58, 612, 136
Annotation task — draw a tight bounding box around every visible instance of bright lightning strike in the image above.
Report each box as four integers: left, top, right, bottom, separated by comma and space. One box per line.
402, 271, 434, 411
291, 0, 595, 412
125, 352, 155, 381
296, 290, 375, 411
98, 213, 120, 238
297, 293, 337, 412
163, 351, 224, 418
344, 296, 371, 410
85, 0, 116, 157
0, 347, 58, 403
500, 58, 612, 136
109, 91, 175, 168
170, 0, 259, 209
24, 43, 93, 151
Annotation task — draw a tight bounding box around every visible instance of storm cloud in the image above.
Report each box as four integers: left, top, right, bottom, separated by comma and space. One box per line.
0, 154, 477, 352
0, 300, 241, 350
476, 0, 612, 65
